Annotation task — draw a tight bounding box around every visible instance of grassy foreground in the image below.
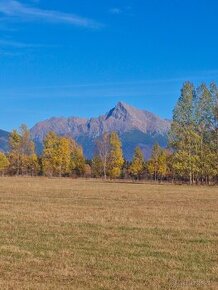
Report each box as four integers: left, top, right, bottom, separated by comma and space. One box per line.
0, 178, 217, 289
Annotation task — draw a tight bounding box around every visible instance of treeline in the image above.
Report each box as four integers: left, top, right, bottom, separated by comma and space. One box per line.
169, 82, 217, 184
0, 127, 86, 178
0, 82, 217, 184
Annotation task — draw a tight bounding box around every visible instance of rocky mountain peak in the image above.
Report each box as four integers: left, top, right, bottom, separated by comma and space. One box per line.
116, 101, 130, 111
106, 101, 135, 120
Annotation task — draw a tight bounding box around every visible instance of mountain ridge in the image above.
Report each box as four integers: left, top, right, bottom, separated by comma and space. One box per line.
0, 103, 171, 160
30, 102, 171, 160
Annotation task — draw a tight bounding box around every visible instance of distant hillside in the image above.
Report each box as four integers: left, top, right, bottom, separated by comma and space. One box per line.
0, 129, 10, 153
31, 102, 171, 160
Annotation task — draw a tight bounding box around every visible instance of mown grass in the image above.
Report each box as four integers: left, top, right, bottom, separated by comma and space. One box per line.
0, 177, 217, 289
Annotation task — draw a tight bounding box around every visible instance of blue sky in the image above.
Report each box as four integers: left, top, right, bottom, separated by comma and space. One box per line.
0, 0, 218, 131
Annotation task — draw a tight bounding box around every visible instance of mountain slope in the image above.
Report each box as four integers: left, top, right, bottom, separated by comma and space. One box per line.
0, 129, 10, 153
31, 102, 171, 160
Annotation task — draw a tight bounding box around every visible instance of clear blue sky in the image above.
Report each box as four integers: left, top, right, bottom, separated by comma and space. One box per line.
1, 0, 218, 131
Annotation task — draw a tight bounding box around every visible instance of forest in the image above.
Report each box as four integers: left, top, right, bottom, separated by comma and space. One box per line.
0, 82, 217, 185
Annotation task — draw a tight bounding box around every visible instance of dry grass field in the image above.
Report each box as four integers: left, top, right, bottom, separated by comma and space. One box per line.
0, 177, 217, 289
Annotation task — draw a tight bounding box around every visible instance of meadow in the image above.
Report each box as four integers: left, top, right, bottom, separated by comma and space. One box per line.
0, 177, 217, 289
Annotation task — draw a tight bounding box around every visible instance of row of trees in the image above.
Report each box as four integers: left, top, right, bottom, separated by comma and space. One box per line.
169, 82, 217, 184
0, 126, 169, 181
0, 125, 86, 177
0, 82, 217, 184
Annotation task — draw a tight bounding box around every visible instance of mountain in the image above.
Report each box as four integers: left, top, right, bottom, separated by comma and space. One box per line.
31, 102, 171, 160
0, 129, 10, 153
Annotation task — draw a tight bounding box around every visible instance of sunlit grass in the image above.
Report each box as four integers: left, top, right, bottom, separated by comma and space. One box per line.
0, 177, 217, 289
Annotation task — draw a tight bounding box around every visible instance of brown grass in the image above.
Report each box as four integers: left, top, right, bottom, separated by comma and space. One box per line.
0, 177, 217, 289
